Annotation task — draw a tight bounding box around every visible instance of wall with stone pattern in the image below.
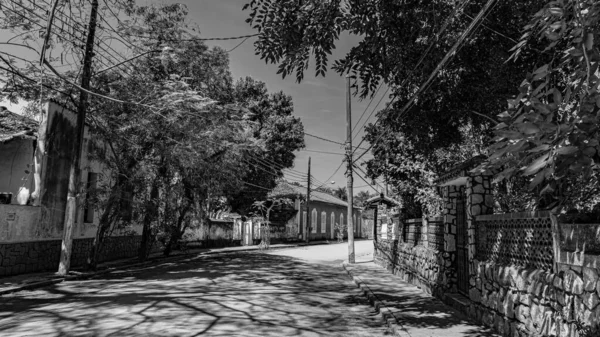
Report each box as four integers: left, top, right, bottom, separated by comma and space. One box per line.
374, 203, 600, 336
0, 236, 142, 276
374, 217, 453, 297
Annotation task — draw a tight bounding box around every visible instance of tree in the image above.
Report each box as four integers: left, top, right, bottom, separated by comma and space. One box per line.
354, 190, 372, 207
479, 1, 600, 213
228, 77, 305, 215
333, 186, 347, 201
243, 0, 548, 214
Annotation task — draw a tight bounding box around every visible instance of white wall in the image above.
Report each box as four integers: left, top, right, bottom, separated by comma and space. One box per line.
0, 139, 36, 205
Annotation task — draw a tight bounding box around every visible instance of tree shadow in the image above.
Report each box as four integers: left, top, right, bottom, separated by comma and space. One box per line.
0, 252, 391, 337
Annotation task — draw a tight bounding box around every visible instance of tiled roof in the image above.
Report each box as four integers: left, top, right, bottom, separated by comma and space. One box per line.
0, 107, 38, 142
269, 181, 358, 209
434, 155, 486, 186
364, 193, 401, 209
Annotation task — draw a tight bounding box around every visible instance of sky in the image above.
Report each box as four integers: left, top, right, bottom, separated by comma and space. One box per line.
179, 0, 382, 195
1, 0, 385, 196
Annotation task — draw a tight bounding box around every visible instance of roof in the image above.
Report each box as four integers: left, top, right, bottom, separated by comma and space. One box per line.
0, 107, 38, 142
435, 155, 486, 186
363, 193, 401, 209
269, 181, 359, 209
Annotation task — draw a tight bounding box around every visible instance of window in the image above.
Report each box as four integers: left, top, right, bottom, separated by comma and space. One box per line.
311, 209, 318, 233
83, 172, 98, 224
340, 213, 344, 228
321, 212, 327, 233
331, 213, 335, 238
381, 221, 388, 239
303, 211, 307, 233
353, 215, 357, 233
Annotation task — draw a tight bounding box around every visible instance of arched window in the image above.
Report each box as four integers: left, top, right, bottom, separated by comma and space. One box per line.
311, 209, 318, 233
303, 211, 307, 234
331, 213, 335, 238
321, 212, 327, 233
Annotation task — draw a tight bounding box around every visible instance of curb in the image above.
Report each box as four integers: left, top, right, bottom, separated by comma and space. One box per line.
341, 262, 409, 337
0, 239, 342, 296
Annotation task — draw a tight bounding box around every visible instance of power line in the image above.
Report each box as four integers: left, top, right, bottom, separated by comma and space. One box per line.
304, 132, 345, 146
353, 0, 495, 164
351, 82, 383, 141
301, 149, 345, 156
311, 160, 344, 191
227, 36, 253, 53
304, 132, 370, 151
351, 0, 471, 154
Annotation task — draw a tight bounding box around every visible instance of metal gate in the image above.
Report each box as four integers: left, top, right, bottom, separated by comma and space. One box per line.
456, 194, 469, 296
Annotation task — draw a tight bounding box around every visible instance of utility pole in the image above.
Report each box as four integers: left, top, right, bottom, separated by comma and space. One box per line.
305, 157, 311, 244
57, 0, 100, 275
345, 76, 355, 264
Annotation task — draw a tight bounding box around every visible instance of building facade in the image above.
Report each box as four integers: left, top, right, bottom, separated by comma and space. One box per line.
269, 182, 362, 241
0, 101, 141, 277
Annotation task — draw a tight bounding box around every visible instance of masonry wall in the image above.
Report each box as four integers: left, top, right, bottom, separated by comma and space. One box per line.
374, 217, 452, 297
374, 208, 600, 336
0, 235, 142, 276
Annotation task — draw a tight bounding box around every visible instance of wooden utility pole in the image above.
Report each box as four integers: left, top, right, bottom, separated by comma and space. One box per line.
346, 76, 355, 264
305, 157, 311, 244
57, 0, 100, 275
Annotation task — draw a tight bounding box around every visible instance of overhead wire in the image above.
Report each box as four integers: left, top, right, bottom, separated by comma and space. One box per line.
353, 0, 495, 164
351, 0, 471, 155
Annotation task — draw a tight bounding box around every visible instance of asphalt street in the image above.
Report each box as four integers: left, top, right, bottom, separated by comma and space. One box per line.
0, 240, 390, 337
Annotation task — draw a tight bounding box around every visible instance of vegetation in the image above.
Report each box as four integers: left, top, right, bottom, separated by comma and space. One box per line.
243, 0, 600, 215
0, 1, 304, 268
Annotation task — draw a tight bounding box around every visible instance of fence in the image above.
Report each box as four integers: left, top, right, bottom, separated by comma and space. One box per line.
475, 211, 554, 270
374, 208, 600, 337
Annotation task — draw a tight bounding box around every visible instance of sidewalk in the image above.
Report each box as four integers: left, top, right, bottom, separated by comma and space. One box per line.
0, 239, 344, 296
342, 257, 500, 337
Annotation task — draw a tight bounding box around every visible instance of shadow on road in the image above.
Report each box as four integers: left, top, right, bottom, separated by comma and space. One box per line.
0, 252, 491, 336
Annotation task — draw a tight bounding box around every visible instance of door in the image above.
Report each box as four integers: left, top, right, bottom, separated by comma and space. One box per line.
455, 193, 469, 295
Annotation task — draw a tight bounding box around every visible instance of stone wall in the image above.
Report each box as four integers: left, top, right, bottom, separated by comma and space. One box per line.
0, 235, 142, 276
374, 217, 453, 297
467, 260, 600, 336
374, 207, 600, 336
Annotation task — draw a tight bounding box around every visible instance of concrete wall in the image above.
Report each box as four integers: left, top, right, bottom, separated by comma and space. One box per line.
0, 139, 36, 205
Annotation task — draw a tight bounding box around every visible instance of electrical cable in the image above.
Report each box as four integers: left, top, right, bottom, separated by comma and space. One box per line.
353, 0, 496, 164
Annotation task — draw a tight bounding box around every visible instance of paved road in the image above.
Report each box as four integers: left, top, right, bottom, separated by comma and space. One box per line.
0, 241, 390, 336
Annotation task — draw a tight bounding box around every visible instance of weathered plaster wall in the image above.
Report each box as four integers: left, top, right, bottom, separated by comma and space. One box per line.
0, 139, 35, 204
39, 102, 76, 237
0, 205, 46, 242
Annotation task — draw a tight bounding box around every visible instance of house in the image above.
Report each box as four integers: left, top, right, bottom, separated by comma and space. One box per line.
268, 181, 363, 241
0, 106, 38, 206
0, 101, 141, 277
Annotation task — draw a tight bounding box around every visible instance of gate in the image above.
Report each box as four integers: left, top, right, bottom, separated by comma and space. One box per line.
455, 193, 469, 295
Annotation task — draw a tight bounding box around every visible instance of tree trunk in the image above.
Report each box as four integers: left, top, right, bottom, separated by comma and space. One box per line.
138, 180, 159, 261
57, 0, 100, 276
163, 205, 190, 256
86, 185, 120, 270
